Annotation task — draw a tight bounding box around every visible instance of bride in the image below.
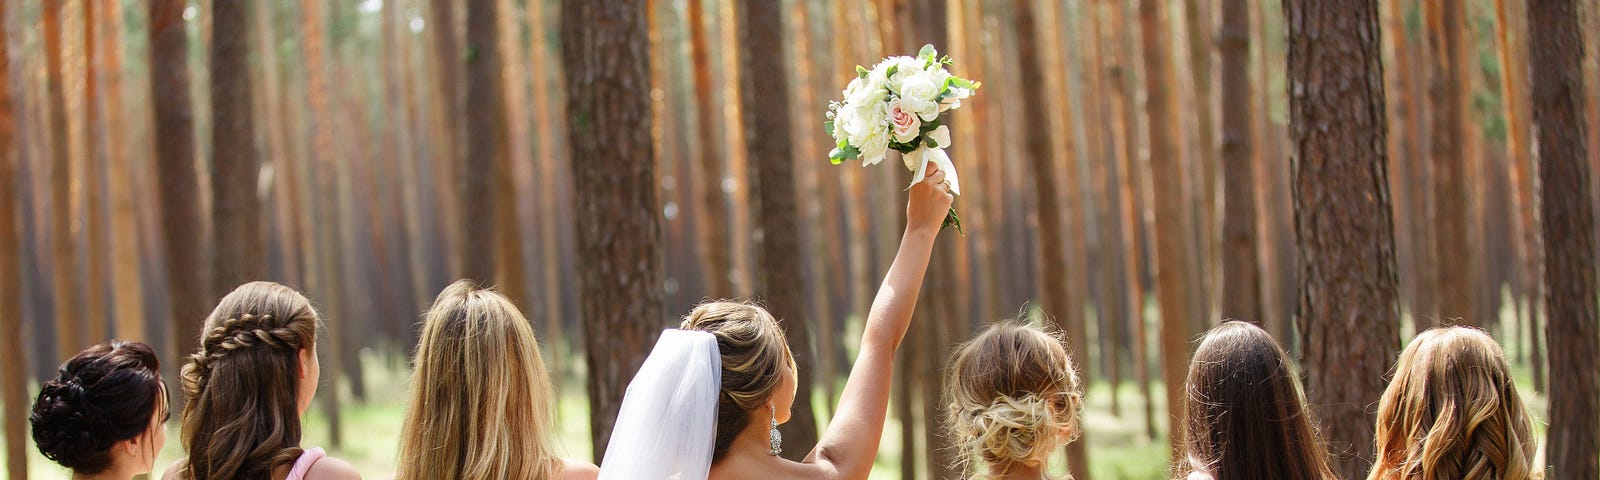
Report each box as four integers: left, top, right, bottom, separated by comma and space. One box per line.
598, 164, 956, 479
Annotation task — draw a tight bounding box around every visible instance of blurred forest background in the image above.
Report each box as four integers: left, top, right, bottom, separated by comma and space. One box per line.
0, 0, 1597, 479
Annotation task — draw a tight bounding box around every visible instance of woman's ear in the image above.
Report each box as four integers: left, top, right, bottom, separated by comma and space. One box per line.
298, 348, 311, 379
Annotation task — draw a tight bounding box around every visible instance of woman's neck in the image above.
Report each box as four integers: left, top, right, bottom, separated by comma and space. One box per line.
71, 467, 133, 480
990, 462, 1048, 480
729, 414, 779, 459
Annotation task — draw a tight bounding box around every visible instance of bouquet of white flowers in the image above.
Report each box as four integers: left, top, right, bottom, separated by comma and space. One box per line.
826, 44, 979, 233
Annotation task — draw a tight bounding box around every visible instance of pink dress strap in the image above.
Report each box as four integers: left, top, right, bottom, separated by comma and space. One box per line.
283, 447, 327, 480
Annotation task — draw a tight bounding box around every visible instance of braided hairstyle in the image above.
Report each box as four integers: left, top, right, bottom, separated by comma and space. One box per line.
30, 341, 166, 474
177, 281, 321, 480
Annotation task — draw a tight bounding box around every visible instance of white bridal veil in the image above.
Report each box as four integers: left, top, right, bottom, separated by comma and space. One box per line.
597, 329, 722, 480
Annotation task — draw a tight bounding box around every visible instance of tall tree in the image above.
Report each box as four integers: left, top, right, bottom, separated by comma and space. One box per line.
688, 0, 733, 298
301, 0, 344, 445
1218, 0, 1260, 323
427, 0, 463, 276
738, 0, 820, 460
44, 0, 81, 363
1140, 0, 1201, 454
102, 0, 143, 341
1284, 1, 1400, 477
212, 0, 264, 293
1493, 0, 1545, 392
457, 0, 505, 285
82, 0, 108, 345
1013, 0, 1091, 476
0, 0, 29, 474
1528, 0, 1599, 476
1423, 0, 1478, 326
149, 0, 209, 375
561, 0, 664, 459
1183, 0, 1219, 329
1105, 0, 1157, 438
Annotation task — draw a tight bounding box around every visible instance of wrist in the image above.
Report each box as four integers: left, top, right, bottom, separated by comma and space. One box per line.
904, 223, 940, 240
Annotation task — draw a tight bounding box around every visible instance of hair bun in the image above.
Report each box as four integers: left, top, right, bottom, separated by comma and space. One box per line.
31, 377, 116, 470
953, 393, 1074, 468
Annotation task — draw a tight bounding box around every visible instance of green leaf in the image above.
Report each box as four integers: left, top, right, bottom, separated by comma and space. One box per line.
829, 144, 861, 162
918, 44, 937, 60
824, 121, 835, 137
856, 65, 869, 78
886, 64, 899, 79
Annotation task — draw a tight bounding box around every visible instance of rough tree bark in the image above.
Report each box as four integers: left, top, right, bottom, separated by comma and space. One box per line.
1284, 1, 1401, 477
561, 0, 664, 460
1527, 0, 1599, 476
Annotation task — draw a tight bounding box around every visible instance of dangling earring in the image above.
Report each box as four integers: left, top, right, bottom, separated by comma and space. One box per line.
768, 403, 783, 456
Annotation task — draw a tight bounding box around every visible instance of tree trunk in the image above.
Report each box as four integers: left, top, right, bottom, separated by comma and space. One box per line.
44, 0, 81, 365
103, 0, 142, 342
1528, 0, 1599, 476
1183, 0, 1219, 331
1105, 0, 1157, 439
0, 0, 29, 473
561, 0, 664, 460
81, 0, 109, 345
737, 0, 820, 460
211, 0, 264, 295
1493, 0, 1546, 392
300, 0, 343, 446
1284, 1, 1400, 477
688, 0, 733, 298
1139, 0, 1201, 455
1218, 0, 1260, 324
1424, 0, 1478, 327
454, 0, 503, 285
149, 0, 209, 386
427, 0, 463, 277
1012, 0, 1091, 476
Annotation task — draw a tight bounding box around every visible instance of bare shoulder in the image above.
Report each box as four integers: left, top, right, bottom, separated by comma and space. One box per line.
559, 458, 600, 480
305, 456, 364, 480
162, 459, 186, 480
710, 454, 835, 480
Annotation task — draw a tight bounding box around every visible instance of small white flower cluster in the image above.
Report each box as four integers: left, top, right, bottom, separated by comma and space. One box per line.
826, 44, 979, 195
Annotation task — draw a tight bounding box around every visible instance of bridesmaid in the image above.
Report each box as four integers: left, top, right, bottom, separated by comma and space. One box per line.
31, 341, 168, 480
394, 281, 598, 480
1367, 326, 1541, 480
1175, 321, 1336, 480
943, 320, 1086, 479
164, 281, 361, 480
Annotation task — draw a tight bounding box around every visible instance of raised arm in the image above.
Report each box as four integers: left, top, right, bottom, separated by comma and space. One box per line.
804, 164, 954, 478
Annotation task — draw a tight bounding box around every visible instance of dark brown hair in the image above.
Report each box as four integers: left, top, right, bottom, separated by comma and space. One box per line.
1178, 321, 1336, 480
177, 281, 320, 480
679, 300, 794, 462
31, 341, 167, 474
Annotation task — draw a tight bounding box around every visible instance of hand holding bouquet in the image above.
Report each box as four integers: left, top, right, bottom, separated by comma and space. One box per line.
825, 44, 980, 233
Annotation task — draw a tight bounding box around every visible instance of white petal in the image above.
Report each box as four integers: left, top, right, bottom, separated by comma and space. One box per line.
929, 147, 960, 195
927, 125, 952, 149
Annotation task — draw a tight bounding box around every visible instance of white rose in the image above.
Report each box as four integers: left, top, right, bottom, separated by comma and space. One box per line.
845, 102, 887, 147
875, 56, 921, 92
887, 98, 922, 143
898, 71, 942, 121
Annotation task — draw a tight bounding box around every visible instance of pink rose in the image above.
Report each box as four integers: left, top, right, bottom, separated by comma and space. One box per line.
888, 98, 921, 143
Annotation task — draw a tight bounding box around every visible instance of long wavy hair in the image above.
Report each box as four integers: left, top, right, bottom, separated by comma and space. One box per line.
1176, 321, 1336, 480
679, 300, 796, 462
1367, 326, 1540, 480
942, 320, 1084, 479
395, 280, 562, 479
177, 281, 321, 480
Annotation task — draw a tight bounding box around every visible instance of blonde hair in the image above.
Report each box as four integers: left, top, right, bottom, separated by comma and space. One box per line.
1368, 326, 1541, 480
678, 300, 795, 461
177, 281, 320, 480
944, 320, 1084, 478
396, 280, 562, 480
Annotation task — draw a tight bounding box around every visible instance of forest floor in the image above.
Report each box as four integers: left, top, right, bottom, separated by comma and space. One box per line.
9, 304, 1559, 479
